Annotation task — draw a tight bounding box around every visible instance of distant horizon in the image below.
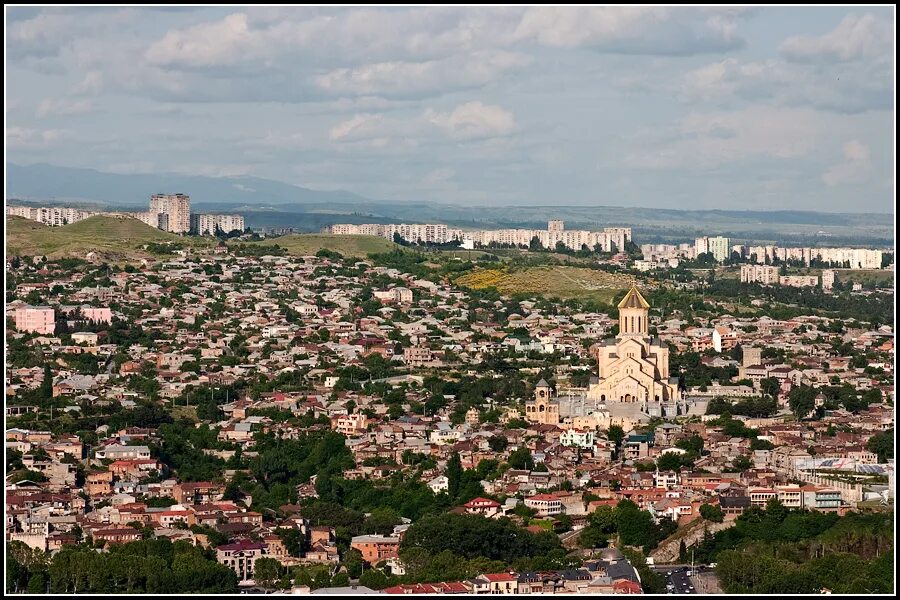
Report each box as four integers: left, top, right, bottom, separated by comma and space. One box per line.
6, 161, 895, 217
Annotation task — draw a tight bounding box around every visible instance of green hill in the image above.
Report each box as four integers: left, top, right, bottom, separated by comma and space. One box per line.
243, 233, 398, 258
6, 215, 212, 260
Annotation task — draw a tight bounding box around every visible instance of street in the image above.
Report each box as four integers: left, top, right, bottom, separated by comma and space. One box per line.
651, 565, 713, 594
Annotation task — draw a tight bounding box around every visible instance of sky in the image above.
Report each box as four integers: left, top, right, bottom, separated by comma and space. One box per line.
5, 5, 896, 212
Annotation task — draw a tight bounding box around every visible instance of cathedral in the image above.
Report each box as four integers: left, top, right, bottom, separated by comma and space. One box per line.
587, 285, 682, 410
525, 285, 686, 427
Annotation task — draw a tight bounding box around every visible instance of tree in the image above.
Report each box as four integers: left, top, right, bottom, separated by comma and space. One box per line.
253, 557, 282, 589
607, 425, 625, 453
507, 447, 535, 471
699, 503, 724, 523
761, 377, 780, 398
488, 435, 508, 453
788, 386, 817, 419
446, 453, 463, 500
866, 429, 893, 463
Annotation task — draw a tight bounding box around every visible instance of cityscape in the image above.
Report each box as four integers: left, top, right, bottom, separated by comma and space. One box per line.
4, 4, 896, 598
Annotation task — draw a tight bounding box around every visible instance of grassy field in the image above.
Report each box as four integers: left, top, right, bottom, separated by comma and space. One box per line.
455, 265, 634, 302
241, 233, 398, 258
834, 269, 894, 287
6, 215, 212, 260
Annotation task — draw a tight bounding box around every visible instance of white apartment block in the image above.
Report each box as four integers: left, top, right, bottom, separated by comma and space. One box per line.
821, 269, 835, 292
739, 245, 883, 270
695, 236, 731, 262
148, 193, 191, 233
7, 205, 98, 226
329, 220, 631, 253
191, 214, 245, 235
740, 264, 780, 285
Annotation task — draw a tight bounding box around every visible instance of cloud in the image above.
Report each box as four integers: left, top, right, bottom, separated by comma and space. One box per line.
679, 56, 892, 114
780, 13, 894, 63
144, 13, 261, 69
823, 140, 873, 186
73, 71, 104, 95
329, 102, 517, 145
315, 51, 530, 98
624, 106, 824, 169
7, 127, 71, 149
513, 6, 746, 55
426, 101, 516, 141
36, 98, 94, 118
329, 114, 386, 141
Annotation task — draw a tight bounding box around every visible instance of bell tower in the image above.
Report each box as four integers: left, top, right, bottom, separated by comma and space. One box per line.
618, 285, 650, 337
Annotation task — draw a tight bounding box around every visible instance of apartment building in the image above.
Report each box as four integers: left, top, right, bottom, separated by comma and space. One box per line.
148, 193, 191, 233
14, 305, 55, 335
7, 205, 97, 226
740, 264, 780, 285
191, 213, 245, 235
328, 220, 631, 252
780, 275, 819, 288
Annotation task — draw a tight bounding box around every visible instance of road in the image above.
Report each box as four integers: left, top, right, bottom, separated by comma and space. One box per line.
651, 566, 714, 594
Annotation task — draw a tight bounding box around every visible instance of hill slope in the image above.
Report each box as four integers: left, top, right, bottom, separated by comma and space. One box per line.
7, 215, 211, 259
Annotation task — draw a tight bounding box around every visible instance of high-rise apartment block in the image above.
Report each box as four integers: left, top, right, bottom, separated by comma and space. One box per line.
708, 236, 731, 262
191, 214, 245, 235
821, 269, 835, 292
148, 194, 191, 234
694, 236, 730, 262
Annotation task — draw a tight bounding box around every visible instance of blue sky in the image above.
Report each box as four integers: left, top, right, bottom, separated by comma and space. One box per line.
6, 6, 895, 212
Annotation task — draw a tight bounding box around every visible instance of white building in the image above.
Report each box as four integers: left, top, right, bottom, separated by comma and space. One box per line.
191, 214, 245, 235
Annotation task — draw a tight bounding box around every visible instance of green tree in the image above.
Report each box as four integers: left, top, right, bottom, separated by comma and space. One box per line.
699, 503, 724, 523
446, 453, 463, 500
253, 557, 282, 589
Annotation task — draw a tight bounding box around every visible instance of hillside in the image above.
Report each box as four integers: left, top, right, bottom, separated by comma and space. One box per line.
241, 233, 399, 258
6, 215, 211, 260
455, 265, 634, 303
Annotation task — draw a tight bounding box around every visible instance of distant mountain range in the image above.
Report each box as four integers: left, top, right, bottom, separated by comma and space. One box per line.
6, 162, 892, 246
6, 162, 378, 207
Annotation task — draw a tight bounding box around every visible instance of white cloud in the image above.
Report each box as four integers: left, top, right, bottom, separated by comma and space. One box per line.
513, 6, 746, 54
144, 13, 260, 68
780, 13, 894, 63
7, 127, 71, 149
625, 106, 824, 169
73, 71, 104, 95
329, 113, 386, 141
823, 140, 872, 186
36, 98, 94, 118
679, 55, 892, 113
426, 101, 516, 141
315, 51, 530, 98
